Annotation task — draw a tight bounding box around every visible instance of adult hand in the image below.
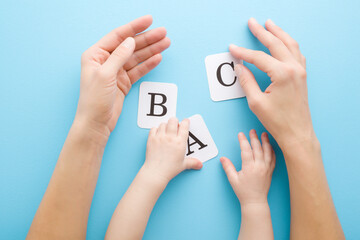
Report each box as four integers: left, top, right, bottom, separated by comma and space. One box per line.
229, 18, 344, 240
76, 15, 170, 137
230, 18, 312, 149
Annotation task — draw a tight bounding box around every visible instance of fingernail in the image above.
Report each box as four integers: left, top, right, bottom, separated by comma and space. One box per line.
249, 17, 257, 24
122, 37, 135, 49
229, 43, 237, 49
234, 64, 242, 77
267, 19, 275, 26
264, 132, 268, 138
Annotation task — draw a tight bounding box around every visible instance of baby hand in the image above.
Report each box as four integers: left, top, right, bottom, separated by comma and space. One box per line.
142, 118, 203, 184
220, 130, 275, 205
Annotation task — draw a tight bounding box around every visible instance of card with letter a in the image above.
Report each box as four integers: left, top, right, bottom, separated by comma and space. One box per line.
185, 114, 218, 163
205, 52, 245, 102
137, 82, 177, 129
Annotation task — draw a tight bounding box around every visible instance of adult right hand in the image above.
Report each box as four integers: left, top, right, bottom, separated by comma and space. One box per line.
230, 18, 314, 149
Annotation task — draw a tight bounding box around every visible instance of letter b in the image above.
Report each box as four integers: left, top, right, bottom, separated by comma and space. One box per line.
147, 92, 167, 117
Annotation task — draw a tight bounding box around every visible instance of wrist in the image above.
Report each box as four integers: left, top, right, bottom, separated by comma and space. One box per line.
138, 166, 169, 191
280, 134, 321, 163
241, 201, 270, 215
71, 116, 110, 148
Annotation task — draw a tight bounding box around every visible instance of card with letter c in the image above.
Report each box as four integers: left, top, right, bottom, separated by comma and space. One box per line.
205, 52, 245, 102
137, 81, 178, 129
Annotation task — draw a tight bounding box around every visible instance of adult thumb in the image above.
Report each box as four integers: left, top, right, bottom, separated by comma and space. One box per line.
234, 64, 263, 111
184, 158, 203, 170
102, 37, 135, 74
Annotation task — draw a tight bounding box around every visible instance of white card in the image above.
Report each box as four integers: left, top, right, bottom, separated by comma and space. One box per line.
137, 82, 177, 129
185, 114, 218, 163
205, 52, 245, 101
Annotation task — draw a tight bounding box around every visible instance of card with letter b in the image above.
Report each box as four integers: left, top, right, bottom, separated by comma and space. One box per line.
137, 82, 178, 129
205, 52, 245, 101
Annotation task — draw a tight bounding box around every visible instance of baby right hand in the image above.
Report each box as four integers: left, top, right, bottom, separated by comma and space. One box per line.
142, 118, 203, 184
220, 130, 275, 205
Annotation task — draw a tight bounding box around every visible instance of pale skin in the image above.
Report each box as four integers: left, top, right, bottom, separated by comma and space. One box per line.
221, 130, 276, 240
105, 118, 203, 240
226, 18, 345, 239
26, 15, 171, 240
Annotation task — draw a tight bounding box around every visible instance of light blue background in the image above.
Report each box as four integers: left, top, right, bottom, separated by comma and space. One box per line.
1, 0, 359, 239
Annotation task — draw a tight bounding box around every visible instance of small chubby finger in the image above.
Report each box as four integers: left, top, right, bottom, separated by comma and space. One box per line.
149, 127, 157, 138
249, 129, 263, 162
178, 118, 190, 139
220, 157, 238, 184
166, 117, 179, 135
157, 123, 166, 134
184, 157, 203, 170
238, 132, 253, 168
261, 132, 273, 166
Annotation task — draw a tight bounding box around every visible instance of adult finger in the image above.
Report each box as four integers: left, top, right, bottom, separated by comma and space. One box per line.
166, 117, 179, 136
184, 158, 203, 170
95, 15, 153, 53
265, 19, 304, 67
248, 18, 293, 62
124, 37, 170, 70
229, 44, 280, 75
102, 37, 135, 74
233, 64, 264, 111
220, 157, 238, 185
133, 27, 167, 51
127, 54, 162, 84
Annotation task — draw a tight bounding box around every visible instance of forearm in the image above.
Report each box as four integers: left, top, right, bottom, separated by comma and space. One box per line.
239, 203, 274, 240
105, 167, 168, 240
27, 118, 109, 240
281, 137, 344, 240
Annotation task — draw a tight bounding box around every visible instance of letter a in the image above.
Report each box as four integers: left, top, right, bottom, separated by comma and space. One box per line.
186, 131, 208, 156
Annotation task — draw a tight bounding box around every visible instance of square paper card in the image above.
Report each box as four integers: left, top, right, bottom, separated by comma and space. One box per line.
205, 52, 245, 101
185, 114, 218, 163
138, 82, 177, 129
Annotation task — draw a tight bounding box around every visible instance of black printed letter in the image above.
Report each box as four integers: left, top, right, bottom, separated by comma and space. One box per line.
147, 93, 167, 117
216, 61, 236, 87
186, 131, 208, 156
